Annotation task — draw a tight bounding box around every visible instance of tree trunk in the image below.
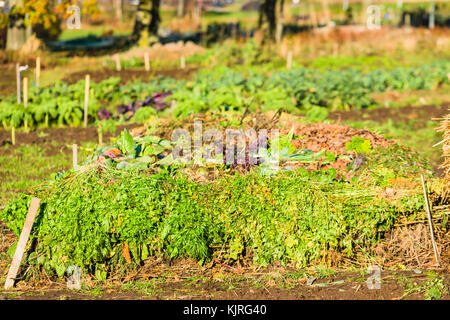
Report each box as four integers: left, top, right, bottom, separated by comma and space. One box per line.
275, 0, 284, 44
258, 0, 278, 43
133, 0, 161, 46
6, 0, 29, 51
148, 0, 161, 35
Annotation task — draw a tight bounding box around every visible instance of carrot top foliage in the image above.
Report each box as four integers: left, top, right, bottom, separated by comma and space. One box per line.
1, 163, 426, 280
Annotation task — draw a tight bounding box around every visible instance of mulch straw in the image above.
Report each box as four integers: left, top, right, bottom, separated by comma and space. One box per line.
436, 111, 449, 199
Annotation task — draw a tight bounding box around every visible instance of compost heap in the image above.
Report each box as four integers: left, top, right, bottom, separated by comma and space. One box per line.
1, 112, 444, 280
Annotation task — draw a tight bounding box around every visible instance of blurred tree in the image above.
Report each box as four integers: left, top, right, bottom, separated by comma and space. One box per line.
3, 0, 100, 50
133, 0, 161, 47
6, 0, 29, 50
177, 0, 184, 17
258, 0, 278, 42
114, 0, 122, 20
175, 0, 198, 20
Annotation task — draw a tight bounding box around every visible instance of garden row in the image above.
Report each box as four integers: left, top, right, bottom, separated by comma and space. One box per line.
1, 61, 449, 129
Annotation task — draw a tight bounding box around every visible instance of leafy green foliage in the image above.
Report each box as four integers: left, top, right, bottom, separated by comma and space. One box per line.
306, 106, 329, 123
116, 129, 135, 155
87, 130, 172, 171
0, 166, 424, 279
133, 107, 157, 123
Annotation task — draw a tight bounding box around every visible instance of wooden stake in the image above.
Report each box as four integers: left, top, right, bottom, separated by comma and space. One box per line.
286, 51, 292, 70
23, 77, 28, 107
11, 126, 15, 145
73, 144, 78, 168
4, 197, 41, 290
113, 54, 121, 71
98, 129, 103, 145
16, 63, 21, 104
35, 56, 40, 87
84, 75, 90, 128
421, 174, 440, 266
180, 56, 185, 69
144, 52, 150, 71
23, 77, 28, 130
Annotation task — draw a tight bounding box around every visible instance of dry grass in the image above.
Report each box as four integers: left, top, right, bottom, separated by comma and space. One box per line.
376, 223, 449, 269
436, 112, 450, 198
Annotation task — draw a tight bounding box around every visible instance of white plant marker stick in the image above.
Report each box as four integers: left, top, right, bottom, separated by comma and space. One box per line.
35, 56, 40, 87
144, 52, 150, 71
84, 75, 90, 128
421, 174, 440, 266
180, 55, 185, 69
23, 77, 27, 107
286, 50, 292, 70
73, 144, 78, 168
4, 197, 41, 289
114, 54, 121, 71
16, 63, 21, 104
23, 77, 28, 130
